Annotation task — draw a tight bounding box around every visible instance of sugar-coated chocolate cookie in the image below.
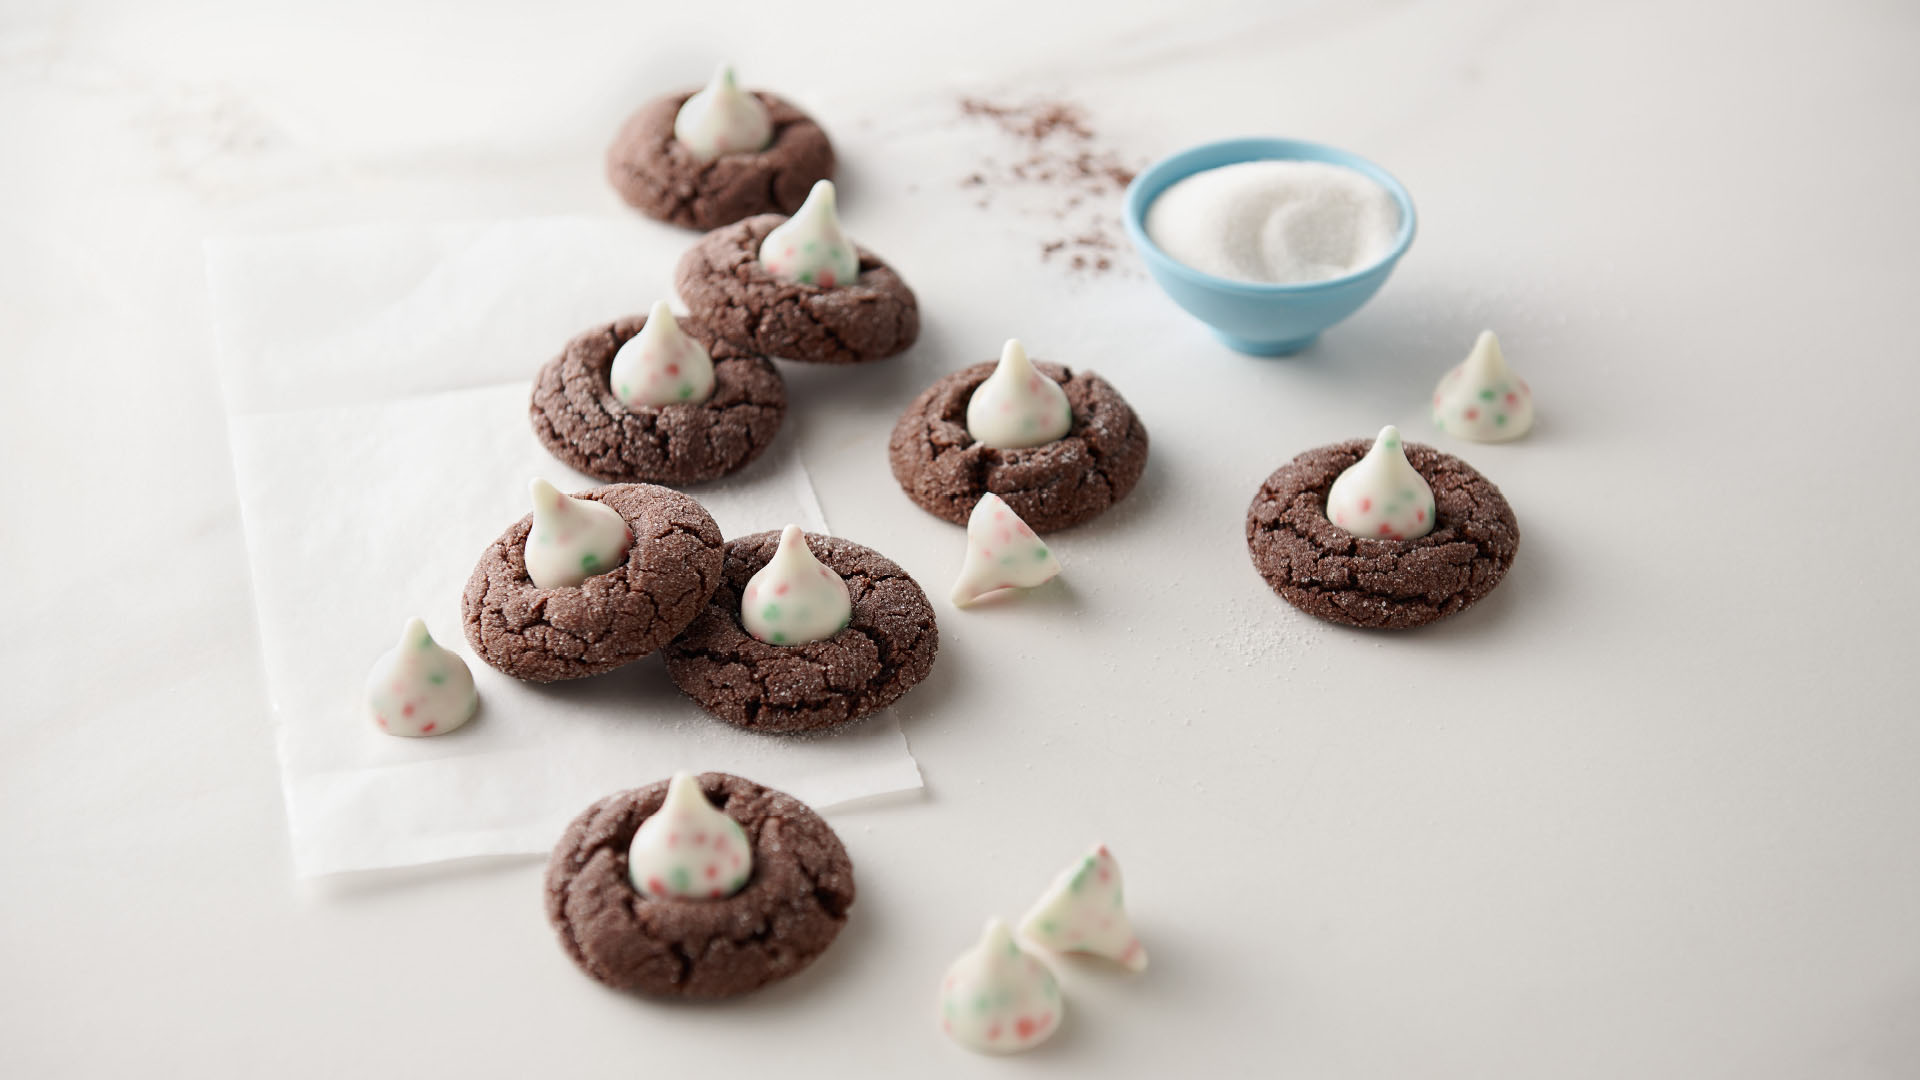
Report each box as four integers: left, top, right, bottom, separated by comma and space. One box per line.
545, 773, 855, 999
462, 484, 724, 682
888, 359, 1149, 533
675, 215, 919, 365
1245, 439, 1519, 629
664, 531, 938, 734
531, 314, 785, 486
607, 91, 835, 231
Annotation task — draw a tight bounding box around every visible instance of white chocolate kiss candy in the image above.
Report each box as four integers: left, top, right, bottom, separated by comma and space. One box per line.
672, 63, 772, 162
938, 919, 1063, 1054
758, 180, 859, 289
611, 301, 716, 409
741, 525, 852, 645
365, 618, 477, 737
1433, 330, 1533, 442
965, 339, 1074, 450
951, 493, 1060, 607
1019, 843, 1147, 972
1325, 426, 1436, 541
523, 479, 633, 589
627, 772, 753, 900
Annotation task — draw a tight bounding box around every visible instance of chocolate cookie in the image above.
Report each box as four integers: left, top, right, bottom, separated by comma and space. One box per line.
674, 215, 919, 365
606, 91, 835, 231
531, 314, 785, 486
462, 484, 724, 682
1245, 439, 1520, 629
888, 359, 1149, 533
664, 531, 938, 734
545, 773, 855, 998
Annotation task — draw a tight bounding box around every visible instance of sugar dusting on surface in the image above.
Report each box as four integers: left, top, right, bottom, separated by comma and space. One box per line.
1144, 160, 1400, 285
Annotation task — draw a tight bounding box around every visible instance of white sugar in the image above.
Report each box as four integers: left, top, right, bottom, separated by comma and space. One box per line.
1144, 160, 1400, 284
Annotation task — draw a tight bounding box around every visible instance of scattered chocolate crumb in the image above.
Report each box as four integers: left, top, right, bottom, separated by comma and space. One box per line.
956, 95, 1143, 276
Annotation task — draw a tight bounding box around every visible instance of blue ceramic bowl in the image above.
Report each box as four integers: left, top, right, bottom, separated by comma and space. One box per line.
1123, 137, 1417, 356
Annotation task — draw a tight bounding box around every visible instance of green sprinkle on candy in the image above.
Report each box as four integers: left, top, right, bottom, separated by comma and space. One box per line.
974, 994, 991, 1014
1495, 414, 1508, 425
798, 271, 813, 284
616, 382, 630, 400
580, 553, 598, 572
804, 241, 818, 254
678, 383, 694, 400
762, 603, 781, 621
669, 866, 691, 894
428, 672, 446, 685
417, 630, 433, 649
1479, 389, 1495, 402
1034, 546, 1049, 560
771, 632, 787, 644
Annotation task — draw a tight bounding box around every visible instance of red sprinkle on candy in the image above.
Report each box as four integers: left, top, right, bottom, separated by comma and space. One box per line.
403, 704, 415, 717
1465, 407, 1480, 420
774, 583, 789, 596
649, 877, 666, 894
1015, 1018, 1037, 1040
1378, 524, 1395, 537
665, 363, 680, 376
1359, 497, 1372, 512
421, 722, 436, 733
705, 865, 718, 880
817, 271, 836, 288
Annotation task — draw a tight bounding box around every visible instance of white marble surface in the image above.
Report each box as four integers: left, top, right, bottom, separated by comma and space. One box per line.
4, 1, 1919, 1076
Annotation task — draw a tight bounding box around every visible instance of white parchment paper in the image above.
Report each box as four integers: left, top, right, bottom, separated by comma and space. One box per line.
208, 218, 922, 877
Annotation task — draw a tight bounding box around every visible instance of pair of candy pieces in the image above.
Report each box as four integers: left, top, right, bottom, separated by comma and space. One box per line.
939, 845, 1145, 1055
1432, 330, 1534, 443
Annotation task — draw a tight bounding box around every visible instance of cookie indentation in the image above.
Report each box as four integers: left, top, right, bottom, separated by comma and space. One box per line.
1244, 439, 1519, 629
664, 531, 938, 734
888, 359, 1149, 533
531, 314, 786, 486
674, 215, 920, 366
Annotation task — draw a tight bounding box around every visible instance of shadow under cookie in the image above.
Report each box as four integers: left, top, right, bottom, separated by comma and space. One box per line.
888, 360, 1150, 533
606, 91, 835, 231
674, 215, 919, 365
544, 773, 855, 999
462, 484, 724, 682
1244, 439, 1520, 629
663, 531, 938, 734
531, 314, 785, 486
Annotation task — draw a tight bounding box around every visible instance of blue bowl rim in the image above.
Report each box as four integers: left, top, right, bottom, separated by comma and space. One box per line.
1122, 136, 1418, 296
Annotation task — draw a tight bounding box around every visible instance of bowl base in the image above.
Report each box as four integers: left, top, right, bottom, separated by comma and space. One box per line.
1212, 329, 1320, 356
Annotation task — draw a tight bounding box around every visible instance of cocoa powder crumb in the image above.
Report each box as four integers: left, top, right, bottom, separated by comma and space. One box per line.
955, 95, 1142, 276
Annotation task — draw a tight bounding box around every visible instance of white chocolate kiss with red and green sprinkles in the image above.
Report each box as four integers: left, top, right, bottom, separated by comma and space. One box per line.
964, 339, 1074, 450
951, 493, 1060, 607
610, 301, 716, 409
1018, 843, 1147, 972
523, 479, 633, 589
365, 617, 477, 738
627, 773, 753, 901
938, 919, 1063, 1054
741, 525, 852, 645
758, 180, 860, 288
1432, 329, 1534, 442
671, 63, 772, 162
1324, 425, 1437, 542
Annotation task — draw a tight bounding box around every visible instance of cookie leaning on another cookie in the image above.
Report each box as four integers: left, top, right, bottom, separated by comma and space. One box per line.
664, 530, 939, 734
462, 483, 724, 682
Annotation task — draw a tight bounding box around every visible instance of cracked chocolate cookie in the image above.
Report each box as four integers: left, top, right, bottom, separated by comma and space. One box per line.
674, 215, 919, 365
606, 91, 834, 231
545, 773, 855, 999
888, 359, 1149, 533
462, 484, 724, 682
664, 531, 938, 733
531, 313, 785, 486
1245, 439, 1519, 629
